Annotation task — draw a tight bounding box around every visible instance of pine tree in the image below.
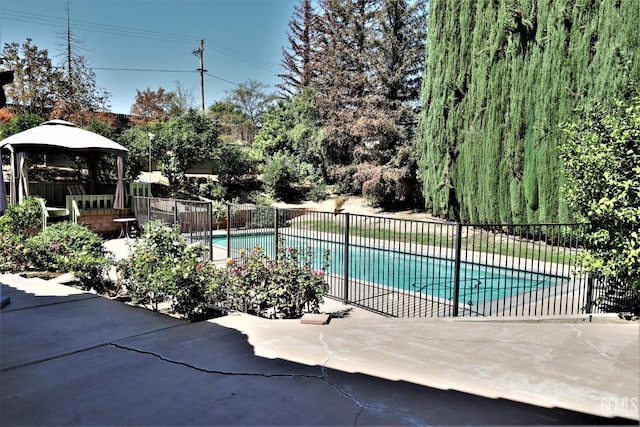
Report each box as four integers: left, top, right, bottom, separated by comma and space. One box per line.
367, 0, 427, 163
275, 0, 427, 207
277, 0, 321, 97
416, 0, 640, 223
314, 0, 383, 188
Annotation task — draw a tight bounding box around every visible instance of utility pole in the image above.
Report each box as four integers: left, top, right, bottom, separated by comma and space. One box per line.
192, 39, 206, 114
67, 0, 72, 79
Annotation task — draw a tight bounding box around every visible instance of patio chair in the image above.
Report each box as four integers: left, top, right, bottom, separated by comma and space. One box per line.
67, 184, 87, 196
37, 197, 69, 229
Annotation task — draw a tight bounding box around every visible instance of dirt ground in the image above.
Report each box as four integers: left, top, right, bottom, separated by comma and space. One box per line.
273, 196, 444, 223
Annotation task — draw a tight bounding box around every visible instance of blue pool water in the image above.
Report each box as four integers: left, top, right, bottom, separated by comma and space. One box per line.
213, 233, 567, 305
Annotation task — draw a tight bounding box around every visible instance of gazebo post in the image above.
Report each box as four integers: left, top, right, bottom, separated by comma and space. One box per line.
86, 153, 99, 195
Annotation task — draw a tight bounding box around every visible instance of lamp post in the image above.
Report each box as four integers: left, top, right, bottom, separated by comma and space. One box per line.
147, 133, 155, 181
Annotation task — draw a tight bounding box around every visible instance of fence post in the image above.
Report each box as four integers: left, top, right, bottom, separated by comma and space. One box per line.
226, 203, 231, 260
208, 202, 213, 261
274, 207, 279, 259
452, 222, 462, 317
174, 200, 178, 227
585, 275, 594, 314
343, 213, 350, 304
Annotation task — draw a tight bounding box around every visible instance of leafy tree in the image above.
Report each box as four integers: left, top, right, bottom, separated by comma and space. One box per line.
130, 86, 177, 125
82, 113, 118, 139
252, 88, 322, 164
215, 143, 259, 200
170, 81, 197, 115
54, 53, 110, 114
117, 125, 155, 182
0, 39, 63, 112
559, 87, 640, 295
223, 79, 275, 143
252, 88, 326, 201
1, 38, 110, 118
208, 100, 251, 143
0, 112, 42, 138
154, 110, 220, 194
262, 151, 311, 201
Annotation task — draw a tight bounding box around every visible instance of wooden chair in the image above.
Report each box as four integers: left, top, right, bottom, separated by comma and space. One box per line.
67, 184, 87, 196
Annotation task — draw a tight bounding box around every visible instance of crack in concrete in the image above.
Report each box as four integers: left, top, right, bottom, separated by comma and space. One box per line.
0, 323, 184, 373
316, 333, 423, 426
112, 337, 422, 426
109, 342, 324, 380
568, 324, 615, 359
566, 324, 638, 372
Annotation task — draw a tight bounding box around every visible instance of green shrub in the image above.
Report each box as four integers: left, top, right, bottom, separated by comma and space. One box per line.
116, 220, 219, 320
559, 89, 640, 296
0, 232, 30, 272
26, 222, 110, 290
218, 242, 330, 319
262, 152, 302, 201
211, 200, 227, 223
246, 205, 274, 229
0, 197, 42, 238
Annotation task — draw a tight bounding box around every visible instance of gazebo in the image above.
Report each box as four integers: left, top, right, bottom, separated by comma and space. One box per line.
0, 119, 129, 233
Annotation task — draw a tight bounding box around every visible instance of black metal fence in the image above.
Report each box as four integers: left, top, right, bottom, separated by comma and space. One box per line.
131, 196, 213, 259
225, 204, 638, 317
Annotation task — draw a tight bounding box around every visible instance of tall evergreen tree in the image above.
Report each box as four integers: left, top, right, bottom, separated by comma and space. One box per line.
416, 0, 640, 223
367, 0, 426, 163
352, 0, 427, 208
277, 0, 321, 97
275, 0, 427, 207
315, 0, 376, 179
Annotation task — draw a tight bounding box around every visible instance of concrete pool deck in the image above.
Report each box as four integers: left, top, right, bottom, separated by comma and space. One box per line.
1, 270, 638, 425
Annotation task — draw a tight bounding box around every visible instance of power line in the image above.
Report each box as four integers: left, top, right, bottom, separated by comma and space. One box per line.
206, 73, 238, 87
1, 8, 283, 73
94, 67, 195, 73
1, 8, 198, 44
92, 66, 239, 87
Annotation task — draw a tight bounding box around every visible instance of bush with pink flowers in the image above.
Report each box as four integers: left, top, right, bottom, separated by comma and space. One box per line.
219, 241, 330, 319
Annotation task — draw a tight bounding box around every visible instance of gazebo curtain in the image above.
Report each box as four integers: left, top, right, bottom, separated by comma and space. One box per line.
6, 151, 126, 209
7, 151, 31, 205
18, 152, 29, 204
113, 156, 126, 209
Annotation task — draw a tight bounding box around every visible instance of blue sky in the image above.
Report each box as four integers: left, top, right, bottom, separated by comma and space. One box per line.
0, 0, 299, 113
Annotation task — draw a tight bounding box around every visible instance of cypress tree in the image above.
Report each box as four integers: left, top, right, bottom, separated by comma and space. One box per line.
417, 0, 640, 223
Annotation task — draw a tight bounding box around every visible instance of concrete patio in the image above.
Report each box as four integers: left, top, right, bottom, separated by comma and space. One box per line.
1, 269, 638, 426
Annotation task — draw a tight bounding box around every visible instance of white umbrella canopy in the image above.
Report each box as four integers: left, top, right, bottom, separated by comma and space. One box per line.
0, 119, 128, 156
0, 119, 128, 206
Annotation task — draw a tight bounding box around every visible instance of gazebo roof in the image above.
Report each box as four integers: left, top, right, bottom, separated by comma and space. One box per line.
0, 119, 128, 157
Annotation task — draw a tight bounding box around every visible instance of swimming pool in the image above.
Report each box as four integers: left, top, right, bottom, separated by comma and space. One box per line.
213, 233, 568, 307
